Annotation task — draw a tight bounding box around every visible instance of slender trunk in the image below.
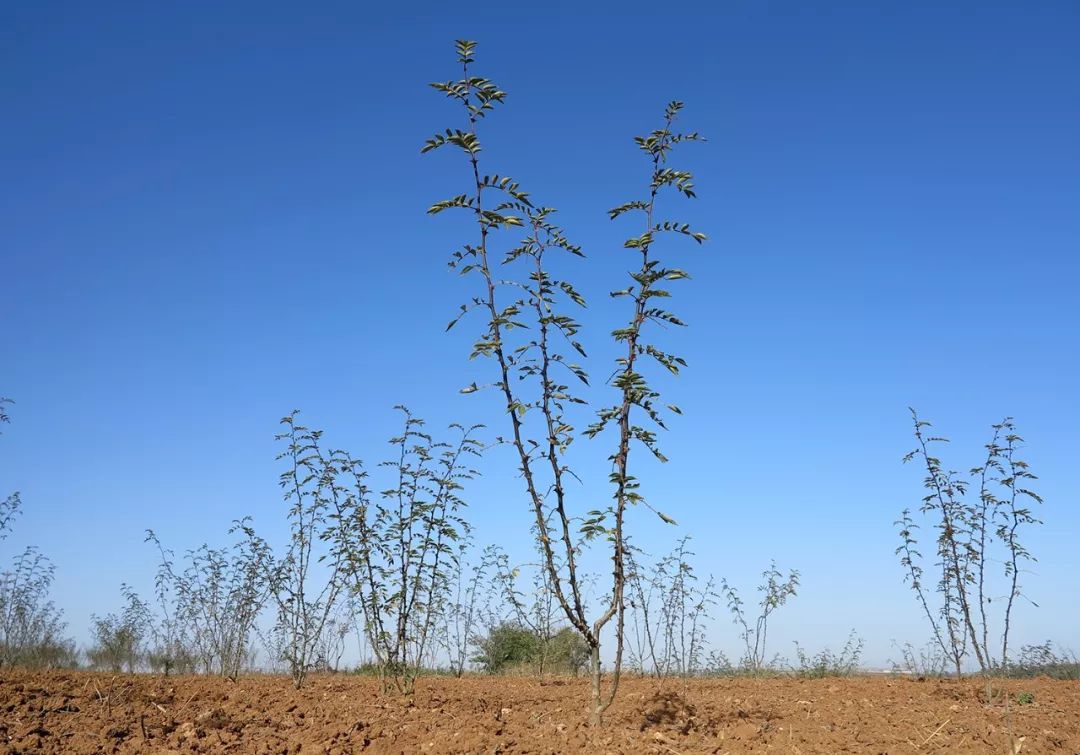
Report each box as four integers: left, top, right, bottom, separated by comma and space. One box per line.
589, 644, 604, 727
914, 423, 986, 672
459, 65, 591, 646
1001, 439, 1022, 670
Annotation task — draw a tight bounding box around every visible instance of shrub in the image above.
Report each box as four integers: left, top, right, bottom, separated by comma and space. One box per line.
0, 399, 77, 670
0, 547, 76, 669
890, 640, 950, 677
87, 585, 152, 672
146, 523, 272, 680
473, 622, 540, 673
791, 631, 864, 677
1007, 641, 1080, 680
473, 622, 589, 675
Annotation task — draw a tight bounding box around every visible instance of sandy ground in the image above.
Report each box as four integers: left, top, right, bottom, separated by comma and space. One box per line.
1, 670, 1077, 753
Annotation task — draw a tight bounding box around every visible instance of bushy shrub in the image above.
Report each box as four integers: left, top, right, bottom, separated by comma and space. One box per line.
889, 640, 949, 677
791, 631, 864, 677
0, 399, 77, 670
146, 523, 272, 680
473, 622, 539, 673
473, 622, 589, 675
87, 585, 152, 672
0, 548, 76, 669
1008, 641, 1080, 680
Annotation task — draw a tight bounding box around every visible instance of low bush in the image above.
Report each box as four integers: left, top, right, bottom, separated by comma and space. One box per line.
1007, 641, 1080, 680
473, 622, 589, 675
791, 631, 864, 677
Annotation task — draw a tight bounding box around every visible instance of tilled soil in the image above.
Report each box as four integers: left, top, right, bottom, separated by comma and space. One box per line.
1, 670, 1077, 753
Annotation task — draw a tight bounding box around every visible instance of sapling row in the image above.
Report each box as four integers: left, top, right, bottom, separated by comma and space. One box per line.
0, 42, 1057, 729
143, 408, 486, 691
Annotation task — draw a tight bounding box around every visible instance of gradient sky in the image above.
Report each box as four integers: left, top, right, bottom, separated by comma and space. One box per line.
3, 1, 1078, 667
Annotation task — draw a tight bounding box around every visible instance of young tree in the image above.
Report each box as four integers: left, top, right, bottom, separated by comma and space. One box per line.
626, 537, 717, 678
144, 574, 198, 676
896, 410, 1043, 675
440, 542, 496, 677
312, 608, 352, 673
328, 407, 483, 693
259, 413, 349, 688
424, 39, 706, 725
720, 562, 799, 674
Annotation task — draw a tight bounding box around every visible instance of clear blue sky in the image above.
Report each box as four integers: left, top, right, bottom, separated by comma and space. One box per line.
3, 1, 1077, 667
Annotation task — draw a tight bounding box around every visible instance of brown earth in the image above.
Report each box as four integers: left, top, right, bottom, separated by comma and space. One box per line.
1, 670, 1077, 754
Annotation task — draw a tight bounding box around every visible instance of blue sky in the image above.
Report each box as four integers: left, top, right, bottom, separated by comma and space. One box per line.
3, 1, 1078, 667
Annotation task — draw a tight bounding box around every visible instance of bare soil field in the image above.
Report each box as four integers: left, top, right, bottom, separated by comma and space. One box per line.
1, 670, 1077, 754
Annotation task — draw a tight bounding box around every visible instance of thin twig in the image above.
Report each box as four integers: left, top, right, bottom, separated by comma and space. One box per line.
920, 718, 950, 746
